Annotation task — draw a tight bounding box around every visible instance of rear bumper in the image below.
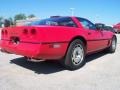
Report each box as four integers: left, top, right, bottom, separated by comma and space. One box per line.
0, 40, 68, 60
0, 40, 41, 57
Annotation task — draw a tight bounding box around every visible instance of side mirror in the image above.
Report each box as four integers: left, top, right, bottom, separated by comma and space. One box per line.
95, 23, 105, 30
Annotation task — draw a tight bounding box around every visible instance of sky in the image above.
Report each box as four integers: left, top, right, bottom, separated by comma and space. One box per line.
0, 0, 120, 25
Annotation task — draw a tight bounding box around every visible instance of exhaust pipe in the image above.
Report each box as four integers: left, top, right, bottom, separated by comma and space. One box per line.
0, 49, 12, 54
27, 57, 45, 62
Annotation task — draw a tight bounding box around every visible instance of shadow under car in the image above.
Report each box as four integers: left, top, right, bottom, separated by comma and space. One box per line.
10, 51, 108, 74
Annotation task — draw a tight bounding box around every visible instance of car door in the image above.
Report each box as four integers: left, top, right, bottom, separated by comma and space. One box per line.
77, 18, 106, 53
100, 29, 111, 47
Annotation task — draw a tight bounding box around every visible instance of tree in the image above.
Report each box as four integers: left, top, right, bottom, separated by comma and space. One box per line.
0, 17, 3, 21
8, 17, 14, 25
0, 21, 2, 27
14, 14, 26, 21
28, 14, 35, 19
0, 17, 3, 27
4, 19, 11, 27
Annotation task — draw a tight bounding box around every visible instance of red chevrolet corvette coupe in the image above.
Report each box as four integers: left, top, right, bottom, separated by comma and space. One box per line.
0, 16, 117, 70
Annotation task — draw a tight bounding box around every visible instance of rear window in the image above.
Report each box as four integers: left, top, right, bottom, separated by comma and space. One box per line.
27, 17, 77, 27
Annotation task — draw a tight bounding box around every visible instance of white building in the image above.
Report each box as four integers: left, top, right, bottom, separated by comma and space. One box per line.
16, 17, 39, 26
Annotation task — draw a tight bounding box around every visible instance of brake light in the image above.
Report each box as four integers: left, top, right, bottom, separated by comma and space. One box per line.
31, 29, 36, 35
5, 30, 8, 35
23, 29, 37, 35
23, 29, 28, 35
1, 29, 4, 35
1, 29, 7, 35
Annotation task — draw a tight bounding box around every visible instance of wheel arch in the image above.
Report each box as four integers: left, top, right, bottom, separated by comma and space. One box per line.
70, 36, 87, 47
113, 35, 117, 40
112, 35, 117, 43
63, 36, 87, 58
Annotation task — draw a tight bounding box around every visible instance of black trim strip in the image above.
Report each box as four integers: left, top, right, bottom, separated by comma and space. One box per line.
87, 39, 111, 41
41, 41, 69, 44
1, 39, 9, 41
1, 39, 69, 44
21, 41, 41, 44
21, 41, 69, 44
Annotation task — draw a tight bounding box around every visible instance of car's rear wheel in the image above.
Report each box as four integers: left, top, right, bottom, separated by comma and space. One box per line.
61, 39, 86, 70
108, 36, 117, 53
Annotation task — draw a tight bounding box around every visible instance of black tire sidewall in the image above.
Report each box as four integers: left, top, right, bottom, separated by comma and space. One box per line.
64, 39, 86, 70
109, 37, 117, 53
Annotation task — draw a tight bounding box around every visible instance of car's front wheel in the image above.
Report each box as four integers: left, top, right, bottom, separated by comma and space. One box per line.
61, 39, 86, 70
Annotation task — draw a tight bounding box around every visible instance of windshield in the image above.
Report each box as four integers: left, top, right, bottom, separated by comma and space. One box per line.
27, 17, 77, 27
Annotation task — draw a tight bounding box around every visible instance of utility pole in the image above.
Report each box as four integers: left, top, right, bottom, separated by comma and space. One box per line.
70, 8, 75, 16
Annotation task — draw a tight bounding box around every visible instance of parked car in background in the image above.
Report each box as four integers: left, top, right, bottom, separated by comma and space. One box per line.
95, 23, 115, 33
104, 26, 116, 33
113, 23, 120, 33
0, 16, 117, 70
0, 28, 2, 40
95, 23, 105, 29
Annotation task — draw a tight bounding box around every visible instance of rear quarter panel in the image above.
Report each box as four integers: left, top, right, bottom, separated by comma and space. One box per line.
33, 26, 88, 59
34, 26, 87, 43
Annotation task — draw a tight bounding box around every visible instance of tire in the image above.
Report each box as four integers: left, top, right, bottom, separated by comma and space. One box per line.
61, 39, 86, 70
108, 36, 117, 53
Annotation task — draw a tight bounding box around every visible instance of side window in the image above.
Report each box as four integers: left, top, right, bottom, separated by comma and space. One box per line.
28, 17, 77, 27
77, 18, 96, 30
80, 20, 90, 29
57, 17, 77, 27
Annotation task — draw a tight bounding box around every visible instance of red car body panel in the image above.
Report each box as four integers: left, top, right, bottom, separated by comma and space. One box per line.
0, 17, 114, 60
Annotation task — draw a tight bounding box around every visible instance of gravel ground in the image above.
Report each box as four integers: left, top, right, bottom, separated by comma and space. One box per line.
0, 34, 120, 90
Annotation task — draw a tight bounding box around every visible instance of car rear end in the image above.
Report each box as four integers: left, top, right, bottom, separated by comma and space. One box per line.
0, 16, 81, 60
0, 26, 69, 60
0, 26, 41, 57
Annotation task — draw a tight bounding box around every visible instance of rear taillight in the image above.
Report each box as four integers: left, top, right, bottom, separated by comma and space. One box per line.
31, 29, 36, 35
5, 30, 8, 35
1, 29, 4, 35
23, 29, 37, 35
1, 29, 7, 35
23, 29, 28, 35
